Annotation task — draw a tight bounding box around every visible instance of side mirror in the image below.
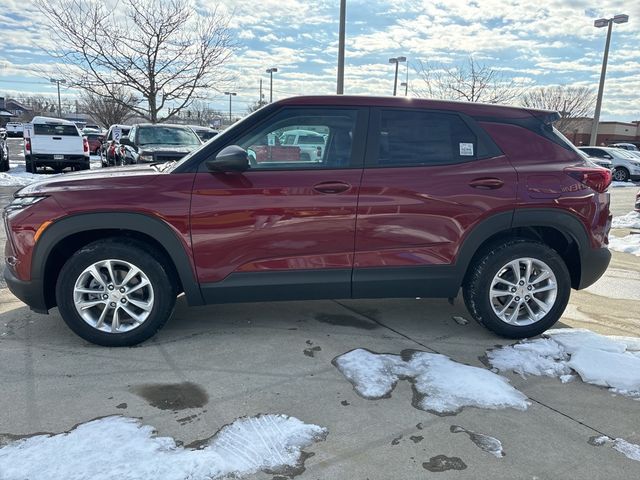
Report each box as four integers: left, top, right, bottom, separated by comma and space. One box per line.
119, 136, 133, 147
206, 145, 250, 172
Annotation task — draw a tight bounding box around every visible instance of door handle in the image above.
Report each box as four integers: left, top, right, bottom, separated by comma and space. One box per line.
469, 177, 504, 190
313, 181, 351, 194
52, 137, 62, 140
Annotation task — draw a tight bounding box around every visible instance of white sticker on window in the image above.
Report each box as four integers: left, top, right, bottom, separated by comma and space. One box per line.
459, 143, 474, 156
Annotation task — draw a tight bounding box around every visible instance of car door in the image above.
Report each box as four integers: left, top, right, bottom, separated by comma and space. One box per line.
353, 107, 517, 298
190, 106, 368, 303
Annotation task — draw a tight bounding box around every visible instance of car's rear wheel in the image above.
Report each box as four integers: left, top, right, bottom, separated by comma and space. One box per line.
613, 167, 630, 182
56, 239, 177, 346
463, 239, 570, 339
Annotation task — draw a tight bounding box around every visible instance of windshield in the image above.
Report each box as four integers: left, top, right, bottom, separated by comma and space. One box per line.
137, 126, 201, 146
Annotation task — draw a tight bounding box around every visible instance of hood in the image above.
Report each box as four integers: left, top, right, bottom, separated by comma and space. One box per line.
16, 164, 161, 197
138, 144, 198, 154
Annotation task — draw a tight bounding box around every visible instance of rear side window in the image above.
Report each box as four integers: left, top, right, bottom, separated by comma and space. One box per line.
372, 109, 484, 167
33, 124, 79, 136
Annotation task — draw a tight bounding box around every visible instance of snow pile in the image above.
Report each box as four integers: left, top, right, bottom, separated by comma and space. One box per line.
590, 435, 640, 462
0, 169, 41, 186
609, 234, 640, 256
333, 348, 529, 414
0, 414, 327, 480
612, 211, 640, 230
488, 329, 640, 397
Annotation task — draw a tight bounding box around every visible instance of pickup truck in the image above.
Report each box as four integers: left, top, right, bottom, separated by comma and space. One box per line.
5, 122, 23, 138
24, 116, 90, 173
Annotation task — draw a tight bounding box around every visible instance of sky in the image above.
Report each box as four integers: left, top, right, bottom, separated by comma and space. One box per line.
0, 0, 639, 121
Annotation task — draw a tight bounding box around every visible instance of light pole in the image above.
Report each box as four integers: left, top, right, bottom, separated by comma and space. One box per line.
400, 82, 408, 96
337, 0, 346, 94
388, 57, 406, 96
589, 13, 629, 146
224, 91, 236, 124
266, 67, 278, 103
49, 78, 66, 117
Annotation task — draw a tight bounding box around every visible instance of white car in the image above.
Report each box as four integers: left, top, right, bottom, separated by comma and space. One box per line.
279, 129, 327, 162
24, 116, 90, 173
5, 122, 24, 137
578, 146, 640, 182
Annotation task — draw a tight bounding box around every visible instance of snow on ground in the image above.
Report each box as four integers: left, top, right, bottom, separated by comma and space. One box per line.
608, 234, 640, 256
590, 435, 640, 462
488, 329, 640, 397
333, 348, 529, 414
0, 167, 41, 187
612, 211, 640, 230
0, 414, 327, 480
450, 426, 504, 458
611, 181, 640, 188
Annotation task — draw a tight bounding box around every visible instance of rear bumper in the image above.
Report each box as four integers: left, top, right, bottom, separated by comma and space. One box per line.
577, 247, 611, 290
31, 154, 89, 167
3, 265, 48, 314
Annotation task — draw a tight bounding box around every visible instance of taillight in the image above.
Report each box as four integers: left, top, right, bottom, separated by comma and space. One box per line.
83, 137, 89, 153
24, 138, 31, 153
564, 166, 612, 193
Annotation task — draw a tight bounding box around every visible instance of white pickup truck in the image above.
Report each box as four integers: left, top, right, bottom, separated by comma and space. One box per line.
5, 122, 23, 137
24, 116, 90, 173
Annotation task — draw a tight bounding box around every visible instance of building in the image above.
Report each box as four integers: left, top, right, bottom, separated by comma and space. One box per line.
0, 97, 15, 127
561, 118, 640, 147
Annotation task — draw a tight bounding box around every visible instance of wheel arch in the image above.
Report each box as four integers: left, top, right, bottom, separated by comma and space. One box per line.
33, 212, 203, 310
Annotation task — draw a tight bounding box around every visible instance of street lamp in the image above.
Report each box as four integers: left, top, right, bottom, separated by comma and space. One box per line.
589, 13, 629, 146
224, 91, 237, 124
388, 57, 406, 96
49, 78, 66, 118
266, 67, 278, 103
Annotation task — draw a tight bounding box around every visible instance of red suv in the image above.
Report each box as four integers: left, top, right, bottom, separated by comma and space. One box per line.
3, 96, 612, 346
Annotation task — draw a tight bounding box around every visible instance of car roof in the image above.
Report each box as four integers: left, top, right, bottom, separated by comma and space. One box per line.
31, 116, 77, 126
275, 95, 554, 120
189, 125, 215, 131
108, 124, 132, 129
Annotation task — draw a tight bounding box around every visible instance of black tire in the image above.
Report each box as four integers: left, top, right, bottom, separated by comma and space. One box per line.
56, 239, 178, 346
463, 239, 571, 339
0, 155, 8, 172
25, 155, 35, 173
612, 167, 629, 182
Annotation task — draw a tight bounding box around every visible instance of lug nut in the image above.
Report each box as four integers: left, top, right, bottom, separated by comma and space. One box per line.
511, 287, 517, 293
110, 302, 116, 307
120, 298, 127, 303
527, 285, 532, 291
515, 296, 520, 301
108, 285, 114, 290
120, 287, 126, 293
525, 295, 530, 300
519, 280, 525, 285
102, 294, 108, 300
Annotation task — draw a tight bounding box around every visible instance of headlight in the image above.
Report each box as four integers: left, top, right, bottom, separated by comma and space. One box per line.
5, 196, 47, 212
139, 154, 154, 162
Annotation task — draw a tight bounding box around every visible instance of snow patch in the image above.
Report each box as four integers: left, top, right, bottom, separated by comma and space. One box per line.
0, 414, 327, 480
590, 435, 640, 462
450, 425, 504, 458
333, 348, 529, 414
609, 234, 640, 256
612, 211, 640, 230
488, 329, 640, 397
0, 169, 41, 186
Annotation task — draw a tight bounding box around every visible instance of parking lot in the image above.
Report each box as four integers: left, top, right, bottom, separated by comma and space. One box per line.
1, 136, 639, 478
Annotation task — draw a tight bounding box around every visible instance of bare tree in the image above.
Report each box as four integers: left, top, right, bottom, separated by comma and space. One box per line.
520, 85, 595, 132
246, 100, 265, 114
37, 0, 235, 123
80, 88, 138, 127
413, 57, 521, 105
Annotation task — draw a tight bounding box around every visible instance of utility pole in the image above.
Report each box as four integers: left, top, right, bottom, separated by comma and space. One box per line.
266, 68, 278, 103
224, 92, 236, 124
49, 78, 66, 118
589, 14, 629, 146
337, 0, 346, 94
259, 78, 263, 107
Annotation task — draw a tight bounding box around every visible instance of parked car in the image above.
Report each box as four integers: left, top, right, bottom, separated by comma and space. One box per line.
84, 132, 105, 155
23, 116, 89, 173
279, 128, 327, 162
84, 124, 102, 131
578, 146, 640, 182
3, 96, 612, 346
189, 125, 219, 142
0, 129, 8, 172
609, 142, 639, 151
577, 149, 612, 170
119, 124, 202, 164
101, 124, 132, 167
5, 122, 23, 138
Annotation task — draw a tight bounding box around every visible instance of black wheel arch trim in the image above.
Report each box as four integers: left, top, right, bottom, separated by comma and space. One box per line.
32, 212, 204, 307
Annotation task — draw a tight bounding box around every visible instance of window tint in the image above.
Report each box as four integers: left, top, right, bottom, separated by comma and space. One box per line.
34, 124, 79, 136
234, 108, 358, 169
375, 110, 478, 167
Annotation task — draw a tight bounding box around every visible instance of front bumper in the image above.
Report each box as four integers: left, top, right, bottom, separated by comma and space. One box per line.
578, 247, 611, 290
3, 265, 48, 314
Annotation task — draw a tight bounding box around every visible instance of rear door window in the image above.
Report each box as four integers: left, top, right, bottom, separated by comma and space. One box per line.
370, 109, 486, 167
33, 124, 79, 136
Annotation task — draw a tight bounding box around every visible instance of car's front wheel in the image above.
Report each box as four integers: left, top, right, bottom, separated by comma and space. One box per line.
463, 239, 570, 339
56, 239, 177, 346
613, 167, 630, 182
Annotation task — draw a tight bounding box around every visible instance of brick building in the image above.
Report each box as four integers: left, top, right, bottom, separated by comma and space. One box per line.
561, 118, 640, 147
